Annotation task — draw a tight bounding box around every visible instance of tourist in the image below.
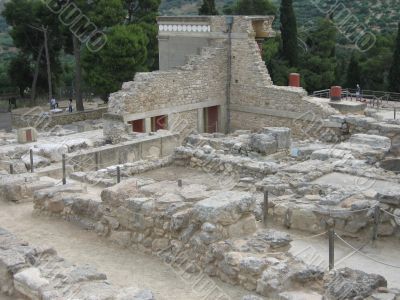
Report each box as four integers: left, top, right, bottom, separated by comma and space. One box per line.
356, 84, 361, 101
50, 97, 58, 110
68, 98, 73, 113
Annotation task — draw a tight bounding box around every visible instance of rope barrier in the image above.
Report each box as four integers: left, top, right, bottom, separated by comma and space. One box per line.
380, 208, 400, 220
292, 231, 328, 241
335, 233, 400, 269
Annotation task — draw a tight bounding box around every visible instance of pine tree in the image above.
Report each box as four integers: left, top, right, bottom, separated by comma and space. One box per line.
389, 22, 400, 92
199, 0, 219, 15
345, 52, 361, 89
280, 0, 298, 67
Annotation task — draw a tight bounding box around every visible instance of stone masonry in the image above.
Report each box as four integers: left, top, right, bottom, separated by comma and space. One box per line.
104, 16, 338, 142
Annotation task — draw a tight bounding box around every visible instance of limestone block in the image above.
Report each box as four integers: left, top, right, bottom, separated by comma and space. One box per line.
101, 178, 141, 207
369, 293, 396, 300
261, 127, 291, 150
31, 143, 68, 162
239, 256, 268, 275
109, 231, 132, 247
192, 191, 255, 225
14, 268, 49, 300
325, 268, 387, 299
310, 149, 354, 161
227, 215, 257, 238
17, 127, 38, 144
349, 134, 391, 150
249, 134, 277, 155
21, 153, 50, 170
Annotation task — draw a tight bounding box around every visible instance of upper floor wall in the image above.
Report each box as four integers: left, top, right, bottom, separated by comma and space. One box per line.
157, 15, 275, 70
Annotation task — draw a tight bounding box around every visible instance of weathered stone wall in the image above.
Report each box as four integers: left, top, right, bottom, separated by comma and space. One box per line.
67, 133, 180, 172
105, 16, 337, 141
107, 46, 227, 116
0, 227, 153, 299
229, 35, 337, 133
12, 107, 107, 129
33, 180, 325, 298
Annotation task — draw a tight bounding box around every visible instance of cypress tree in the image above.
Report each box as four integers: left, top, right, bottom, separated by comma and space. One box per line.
345, 53, 361, 88
199, 0, 219, 15
389, 22, 400, 92
280, 0, 298, 67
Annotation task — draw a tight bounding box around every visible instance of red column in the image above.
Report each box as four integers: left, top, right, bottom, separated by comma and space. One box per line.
289, 73, 300, 87
330, 86, 342, 101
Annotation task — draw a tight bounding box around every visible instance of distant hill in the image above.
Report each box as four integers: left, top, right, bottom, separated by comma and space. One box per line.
159, 0, 400, 33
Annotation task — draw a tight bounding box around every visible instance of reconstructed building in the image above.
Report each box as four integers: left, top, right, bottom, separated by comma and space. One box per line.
104, 15, 337, 143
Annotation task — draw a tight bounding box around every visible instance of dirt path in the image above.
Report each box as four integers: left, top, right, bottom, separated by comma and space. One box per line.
0, 201, 254, 300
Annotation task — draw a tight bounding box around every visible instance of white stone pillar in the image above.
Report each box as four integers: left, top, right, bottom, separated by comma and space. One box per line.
197, 108, 204, 133
145, 117, 152, 133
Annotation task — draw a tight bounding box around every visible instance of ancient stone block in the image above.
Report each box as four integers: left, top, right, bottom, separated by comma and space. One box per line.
192, 191, 255, 225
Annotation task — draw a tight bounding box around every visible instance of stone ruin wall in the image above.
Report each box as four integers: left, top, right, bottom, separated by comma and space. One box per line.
229, 33, 338, 137
104, 16, 338, 141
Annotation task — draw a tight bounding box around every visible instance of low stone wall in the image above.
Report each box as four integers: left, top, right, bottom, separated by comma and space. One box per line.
12, 107, 107, 129
67, 133, 180, 172
173, 146, 278, 180
33, 179, 395, 299
70, 156, 173, 187
32, 180, 319, 298
0, 227, 154, 299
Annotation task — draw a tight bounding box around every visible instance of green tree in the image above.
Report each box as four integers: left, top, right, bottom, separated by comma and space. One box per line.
232, 0, 276, 15
8, 54, 32, 97
359, 34, 394, 91
125, 0, 161, 70
345, 52, 361, 88
58, 0, 126, 111
199, 0, 219, 15
280, 0, 298, 67
82, 24, 148, 99
389, 22, 400, 92
299, 18, 337, 92
2, 0, 64, 100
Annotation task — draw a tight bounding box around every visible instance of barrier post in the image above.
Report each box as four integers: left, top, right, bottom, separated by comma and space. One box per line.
30, 149, 34, 173
329, 227, 335, 270
372, 205, 380, 241
263, 189, 269, 227
62, 154, 66, 185
117, 166, 121, 184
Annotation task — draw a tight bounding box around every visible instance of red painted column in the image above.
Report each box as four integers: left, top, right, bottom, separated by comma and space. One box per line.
289, 73, 300, 87
330, 86, 342, 101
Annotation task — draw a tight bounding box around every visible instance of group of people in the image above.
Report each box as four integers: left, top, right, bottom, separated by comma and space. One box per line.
50, 97, 74, 113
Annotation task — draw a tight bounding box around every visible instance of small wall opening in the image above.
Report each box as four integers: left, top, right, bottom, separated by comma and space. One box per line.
128, 119, 145, 133
152, 115, 168, 131
204, 106, 219, 133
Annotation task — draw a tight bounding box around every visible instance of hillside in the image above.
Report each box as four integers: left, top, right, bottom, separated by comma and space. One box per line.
160, 0, 400, 33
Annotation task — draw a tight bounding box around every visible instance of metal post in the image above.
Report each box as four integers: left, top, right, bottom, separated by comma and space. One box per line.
62, 154, 66, 185
117, 166, 121, 184
394, 107, 396, 120
9, 164, 13, 174
30, 149, 34, 173
94, 152, 99, 171
372, 205, 380, 241
329, 228, 335, 270
263, 189, 269, 226
178, 179, 182, 187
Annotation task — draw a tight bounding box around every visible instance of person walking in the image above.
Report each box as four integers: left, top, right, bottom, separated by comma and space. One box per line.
68, 98, 73, 113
